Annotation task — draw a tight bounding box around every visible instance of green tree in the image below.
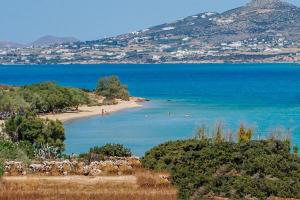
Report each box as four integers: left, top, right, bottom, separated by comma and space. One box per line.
95, 76, 129, 101
0, 82, 94, 117
0, 90, 29, 117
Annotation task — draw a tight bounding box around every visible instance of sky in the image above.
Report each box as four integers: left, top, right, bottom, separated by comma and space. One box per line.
0, 0, 299, 44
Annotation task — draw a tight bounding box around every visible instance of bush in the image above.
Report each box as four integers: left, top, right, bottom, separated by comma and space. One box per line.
80, 144, 132, 161
90, 144, 132, 157
3, 113, 65, 153
0, 139, 31, 164
96, 76, 130, 101
142, 139, 300, 199
17, 140, 35, 159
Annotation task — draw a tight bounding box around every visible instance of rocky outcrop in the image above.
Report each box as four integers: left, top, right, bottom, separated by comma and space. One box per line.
4, 157, 141, 176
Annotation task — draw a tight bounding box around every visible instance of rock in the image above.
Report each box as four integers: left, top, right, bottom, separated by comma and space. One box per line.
4, 157, 141, 176
29, 164, 42, 173
83, 166, 89, 176
89, 168, 102, 176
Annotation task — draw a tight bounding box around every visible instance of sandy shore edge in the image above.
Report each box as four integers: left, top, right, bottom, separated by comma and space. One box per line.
40, 99, 142, 123
0, 98, 144, 133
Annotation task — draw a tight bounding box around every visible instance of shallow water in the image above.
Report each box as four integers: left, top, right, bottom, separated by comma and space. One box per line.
1, 63, 300, 155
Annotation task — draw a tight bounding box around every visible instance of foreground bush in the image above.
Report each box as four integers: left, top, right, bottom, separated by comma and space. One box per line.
0, 139, 33, 164
3, 114, 65, 153
142, 139, 300, 199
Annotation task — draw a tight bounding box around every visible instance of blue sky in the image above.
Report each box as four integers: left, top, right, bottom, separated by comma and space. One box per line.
0, 0, 299, 43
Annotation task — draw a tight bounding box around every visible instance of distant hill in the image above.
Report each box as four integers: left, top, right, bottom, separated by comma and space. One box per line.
111, 0, 300, 45
30, 35, 79, 47
64, 0, 299, 63
0, 41, 24, 49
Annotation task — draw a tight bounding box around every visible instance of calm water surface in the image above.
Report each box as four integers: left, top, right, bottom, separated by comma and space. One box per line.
1, 64, 300, 156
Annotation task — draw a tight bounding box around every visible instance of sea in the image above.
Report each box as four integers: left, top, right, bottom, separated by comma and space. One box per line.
1, 63, 300, 156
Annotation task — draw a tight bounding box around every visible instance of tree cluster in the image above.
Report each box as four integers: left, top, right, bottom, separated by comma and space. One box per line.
0, 82, 94, 119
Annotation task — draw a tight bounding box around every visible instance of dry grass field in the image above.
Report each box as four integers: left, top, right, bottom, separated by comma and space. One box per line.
0, 170, 177, 200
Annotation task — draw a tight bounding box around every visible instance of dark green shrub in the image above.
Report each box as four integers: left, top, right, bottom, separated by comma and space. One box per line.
80, 144, 132, 161
142, 139, 300, 199
89, 144, 132, 157
3, 114, 65, 152
17, 140, 35, 159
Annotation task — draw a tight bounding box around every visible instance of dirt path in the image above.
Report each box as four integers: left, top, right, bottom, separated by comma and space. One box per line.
3, 175, 137, 184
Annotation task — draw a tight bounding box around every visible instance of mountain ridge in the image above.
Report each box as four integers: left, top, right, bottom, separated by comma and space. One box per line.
30, 35, 79, 47
0, 35, 79, 49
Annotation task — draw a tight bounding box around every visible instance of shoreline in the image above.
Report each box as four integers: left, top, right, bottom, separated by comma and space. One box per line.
0, 98, 144, 132
0, 61, 299, 66
40, 99, 143, 123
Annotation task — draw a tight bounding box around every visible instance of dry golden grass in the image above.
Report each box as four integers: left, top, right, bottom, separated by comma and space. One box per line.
136, 169, 171, 189
0, 171, 177, 200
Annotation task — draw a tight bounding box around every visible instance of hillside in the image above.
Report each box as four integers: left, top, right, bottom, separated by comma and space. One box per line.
116, 0, 300, 44
1, 0, 300, 64
30, 35, 79, 47
0, 41, 24, 49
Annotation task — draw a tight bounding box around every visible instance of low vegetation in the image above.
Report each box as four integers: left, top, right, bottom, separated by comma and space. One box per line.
96, 76, 130, 102
0, 140, 34, 165
3, 113, 65, 153
142, 124, 300, 199
79, 143, 132, 161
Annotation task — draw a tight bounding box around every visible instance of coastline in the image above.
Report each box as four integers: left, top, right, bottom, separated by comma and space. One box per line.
0, 61, 299, 66
40, 99, 143, 123
0, 98, 143, 133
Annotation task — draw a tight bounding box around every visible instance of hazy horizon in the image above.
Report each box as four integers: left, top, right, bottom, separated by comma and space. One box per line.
1, 0, 299, 44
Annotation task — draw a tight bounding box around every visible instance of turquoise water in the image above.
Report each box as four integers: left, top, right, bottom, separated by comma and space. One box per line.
1, 64, 300, 156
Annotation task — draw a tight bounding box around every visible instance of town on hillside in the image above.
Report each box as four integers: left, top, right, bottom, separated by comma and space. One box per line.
0, 0, 300, 65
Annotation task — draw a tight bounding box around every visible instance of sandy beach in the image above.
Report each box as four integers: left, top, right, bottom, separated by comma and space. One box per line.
40, 99, 142, 123
0, 98, 143, 133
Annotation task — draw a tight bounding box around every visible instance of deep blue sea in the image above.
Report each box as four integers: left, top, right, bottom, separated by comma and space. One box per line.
1, 64, 300, 156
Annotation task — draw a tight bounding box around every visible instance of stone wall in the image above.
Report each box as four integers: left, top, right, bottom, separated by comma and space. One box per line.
4, 157, 141, 176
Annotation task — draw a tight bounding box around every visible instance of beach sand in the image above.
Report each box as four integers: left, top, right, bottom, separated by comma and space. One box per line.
0, 98, 143, 134
40, 99, 142, 122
